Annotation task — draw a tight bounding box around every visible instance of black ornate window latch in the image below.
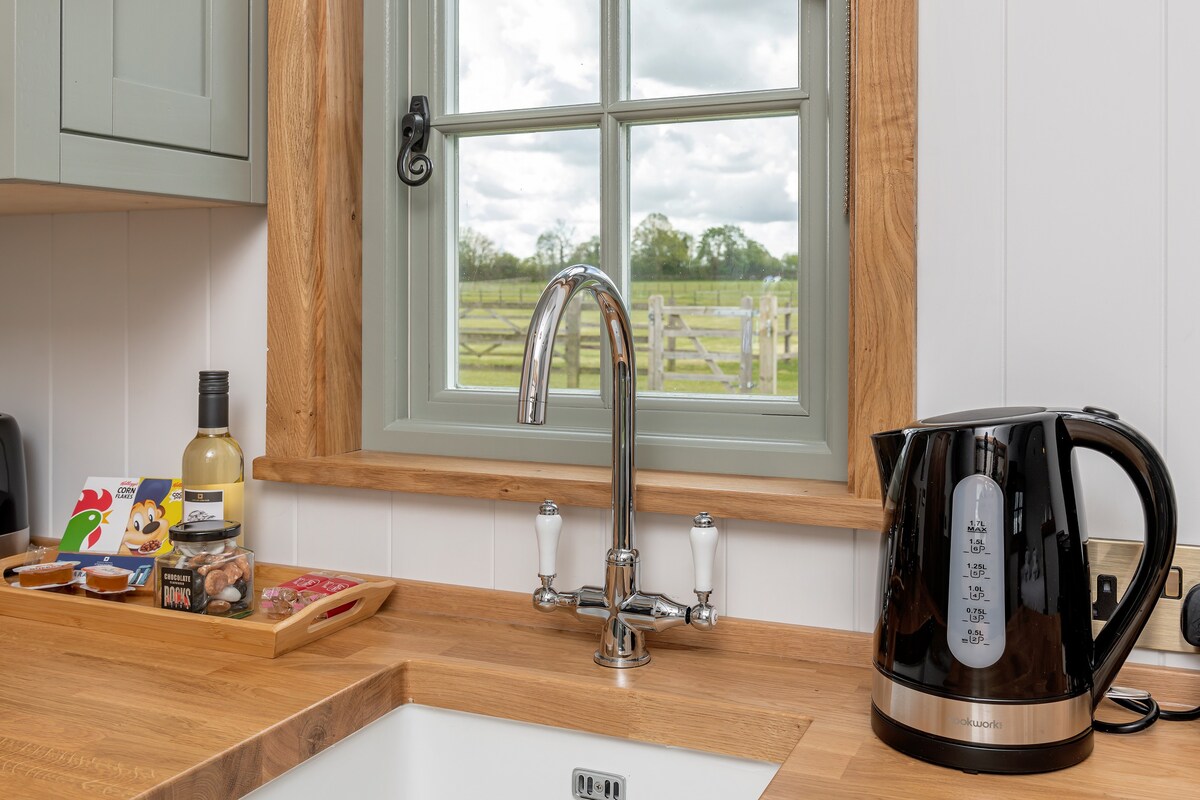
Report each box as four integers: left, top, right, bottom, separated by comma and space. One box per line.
397, 95, 432, 187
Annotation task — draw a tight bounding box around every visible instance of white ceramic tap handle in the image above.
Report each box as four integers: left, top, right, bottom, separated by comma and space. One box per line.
535, 500, 562, 578
690, 512, 718, 594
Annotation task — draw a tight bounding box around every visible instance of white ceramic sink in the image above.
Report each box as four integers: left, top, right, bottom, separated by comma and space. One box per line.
246, 704, 781, 800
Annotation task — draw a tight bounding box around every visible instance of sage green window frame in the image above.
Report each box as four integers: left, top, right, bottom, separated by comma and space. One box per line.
362, 0, 849, 480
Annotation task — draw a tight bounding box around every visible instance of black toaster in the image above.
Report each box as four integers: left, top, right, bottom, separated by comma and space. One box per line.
0, 413, 30, 558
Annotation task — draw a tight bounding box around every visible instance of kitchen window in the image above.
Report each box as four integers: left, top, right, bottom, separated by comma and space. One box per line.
361, 0, 849, 479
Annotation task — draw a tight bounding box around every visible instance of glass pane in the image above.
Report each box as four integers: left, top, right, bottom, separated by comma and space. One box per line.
456, 129, 601, 390
457, 0, 601, 113
629, 116, 799, 398
629, 0, 798, 99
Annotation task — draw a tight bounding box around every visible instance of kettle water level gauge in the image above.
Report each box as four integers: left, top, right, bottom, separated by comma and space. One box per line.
947, 474, 1006, 668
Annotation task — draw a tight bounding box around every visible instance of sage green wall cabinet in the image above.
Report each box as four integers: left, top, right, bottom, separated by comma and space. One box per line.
0, 0, 265, 213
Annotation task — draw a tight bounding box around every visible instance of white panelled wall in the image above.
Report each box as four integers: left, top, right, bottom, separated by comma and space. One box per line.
0, 0, 1197, 670
0, 208, 880, 633
919, 0, 1199, 669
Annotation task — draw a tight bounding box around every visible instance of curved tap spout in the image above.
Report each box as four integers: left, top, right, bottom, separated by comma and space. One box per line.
517, 264, 636, 555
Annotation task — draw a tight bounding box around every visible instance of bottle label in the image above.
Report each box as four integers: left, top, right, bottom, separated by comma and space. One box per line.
184, 488, 224, 522
183, 483, 243, 526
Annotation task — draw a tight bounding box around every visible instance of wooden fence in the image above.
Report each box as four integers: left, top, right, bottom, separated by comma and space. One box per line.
458, 295, 797, 394
644, 295, 786, 393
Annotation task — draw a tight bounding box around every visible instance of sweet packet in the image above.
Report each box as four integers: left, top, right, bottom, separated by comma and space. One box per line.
260, 572, 363, 620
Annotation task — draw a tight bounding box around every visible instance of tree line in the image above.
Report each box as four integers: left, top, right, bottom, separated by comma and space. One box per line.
459, 213, 797, 282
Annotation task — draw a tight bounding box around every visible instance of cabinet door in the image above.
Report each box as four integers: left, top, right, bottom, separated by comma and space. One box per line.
61, 0, 249, 158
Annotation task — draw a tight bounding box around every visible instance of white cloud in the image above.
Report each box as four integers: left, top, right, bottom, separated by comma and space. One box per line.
459, 129, 601, 256
629, 0, 797, 98
459, 0, 600, 112
454, 1, 802, 262
630, 117, 798, 257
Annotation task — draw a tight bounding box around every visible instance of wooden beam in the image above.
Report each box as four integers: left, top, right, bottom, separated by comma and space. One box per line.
265, 0, 363, 458
848, 0, 918, 499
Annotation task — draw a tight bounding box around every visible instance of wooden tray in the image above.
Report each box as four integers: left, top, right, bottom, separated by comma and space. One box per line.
0, 554, 394, 658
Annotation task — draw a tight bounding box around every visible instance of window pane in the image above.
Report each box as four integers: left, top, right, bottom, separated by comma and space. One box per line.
457, 0, 600, 113
629, 0, 798, 99
629, 116, 799, 399
456, 129, 601, 390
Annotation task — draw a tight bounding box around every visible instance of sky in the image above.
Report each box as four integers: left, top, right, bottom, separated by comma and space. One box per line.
454, 0, 801, 261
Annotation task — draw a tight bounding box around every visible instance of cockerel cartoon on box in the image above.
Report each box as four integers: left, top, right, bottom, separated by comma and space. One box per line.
59, 488, 113, 551
58, 478, 140, 553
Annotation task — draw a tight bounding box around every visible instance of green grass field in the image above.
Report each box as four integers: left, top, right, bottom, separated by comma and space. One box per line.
457, 280, 800, 396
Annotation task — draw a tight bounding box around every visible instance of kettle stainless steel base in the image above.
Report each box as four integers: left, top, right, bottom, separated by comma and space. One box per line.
871, 670, 1094, 773
0, 527, 30, 559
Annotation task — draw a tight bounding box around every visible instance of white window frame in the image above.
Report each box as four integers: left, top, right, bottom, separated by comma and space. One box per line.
362, 0, 848, 479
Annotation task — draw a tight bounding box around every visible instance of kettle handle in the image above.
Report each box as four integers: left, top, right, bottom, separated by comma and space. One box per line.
1061, 409, 1177, 706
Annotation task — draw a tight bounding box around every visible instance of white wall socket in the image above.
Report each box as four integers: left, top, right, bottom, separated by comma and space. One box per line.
1088, 537, 1200, 655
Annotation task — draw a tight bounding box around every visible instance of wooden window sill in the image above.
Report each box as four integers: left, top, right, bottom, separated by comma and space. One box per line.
252, 451, 884, 531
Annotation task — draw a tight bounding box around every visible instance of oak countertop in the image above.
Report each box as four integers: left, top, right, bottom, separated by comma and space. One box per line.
1, 580, 1196, 799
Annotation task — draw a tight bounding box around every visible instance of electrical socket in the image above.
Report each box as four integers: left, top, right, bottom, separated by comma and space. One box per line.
1088, 537, 1200, 655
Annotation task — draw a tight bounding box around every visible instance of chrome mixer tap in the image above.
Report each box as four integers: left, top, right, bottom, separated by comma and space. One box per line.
517, 264, 718, 668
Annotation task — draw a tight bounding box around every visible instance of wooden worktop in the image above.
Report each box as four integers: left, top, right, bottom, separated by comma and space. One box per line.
1, 580, 1196, 799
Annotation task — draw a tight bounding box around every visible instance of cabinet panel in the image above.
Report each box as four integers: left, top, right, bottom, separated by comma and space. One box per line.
113, 0, 207, 94
0, 1, 61, 181
210, 1, 251, 156
60, 133, 250, 202
1, 0, 263, 207
112, 78, 212, 152
60, 1, 114, 138
61, 0, 249, 158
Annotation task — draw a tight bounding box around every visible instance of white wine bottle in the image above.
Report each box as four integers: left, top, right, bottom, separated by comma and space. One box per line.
182, 370, 244, 545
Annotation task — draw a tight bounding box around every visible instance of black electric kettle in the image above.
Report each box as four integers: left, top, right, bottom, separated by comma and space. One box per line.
870, 406, 1175, 773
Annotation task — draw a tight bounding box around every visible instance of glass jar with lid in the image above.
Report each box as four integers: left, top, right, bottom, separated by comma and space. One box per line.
155, 520, 254, 616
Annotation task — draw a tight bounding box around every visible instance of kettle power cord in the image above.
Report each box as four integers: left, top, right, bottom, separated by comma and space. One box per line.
1093, 685, 1200, 734
1095, 584, 1200, 733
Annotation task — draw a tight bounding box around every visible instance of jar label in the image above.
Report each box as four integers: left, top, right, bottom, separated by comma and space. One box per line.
159, 565, 206, 612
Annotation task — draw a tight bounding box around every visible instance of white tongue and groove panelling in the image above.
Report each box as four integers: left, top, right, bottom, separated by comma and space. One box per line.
1, 0, 1197, 671
918, 0, 1198, 669
917, 0, 1199, 544
1005, 0, 1165, 540
0, 207, 868, 636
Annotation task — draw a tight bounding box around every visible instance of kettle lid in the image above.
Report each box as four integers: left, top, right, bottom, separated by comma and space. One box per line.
917, 405, 1047, 428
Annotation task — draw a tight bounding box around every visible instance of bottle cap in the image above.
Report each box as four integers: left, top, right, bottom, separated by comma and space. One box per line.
198, 370, 230, 395
539, 499, 559, 516
692, 512, 715, 528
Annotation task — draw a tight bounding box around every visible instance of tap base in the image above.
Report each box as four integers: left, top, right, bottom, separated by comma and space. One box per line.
593, 614, 652, 668
594, 650, 651, 668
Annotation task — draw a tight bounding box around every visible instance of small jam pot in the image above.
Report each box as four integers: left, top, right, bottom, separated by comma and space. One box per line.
82, 564, 132, 593
13, 560, 80, 588
83, 586, 128, 602
155, 521, 254, 616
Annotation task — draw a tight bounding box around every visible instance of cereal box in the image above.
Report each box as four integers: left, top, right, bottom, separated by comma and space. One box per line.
59, 477, 182, 556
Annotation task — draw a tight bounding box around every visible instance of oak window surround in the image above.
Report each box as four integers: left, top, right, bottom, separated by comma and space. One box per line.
253, 0, 915, 532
